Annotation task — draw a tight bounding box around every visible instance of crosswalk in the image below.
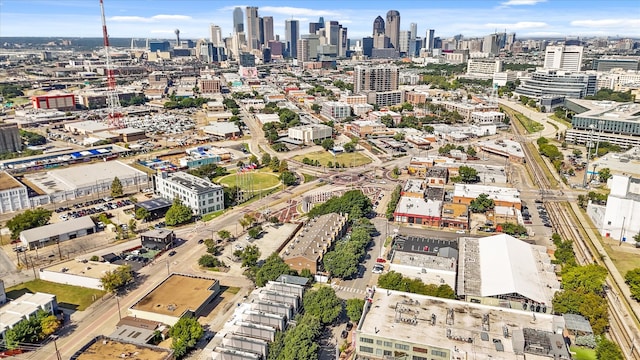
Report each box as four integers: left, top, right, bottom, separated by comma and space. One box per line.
332, 285, 366, 295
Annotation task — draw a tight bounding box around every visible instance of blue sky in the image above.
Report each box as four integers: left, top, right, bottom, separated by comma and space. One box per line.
1, 0, 639, 40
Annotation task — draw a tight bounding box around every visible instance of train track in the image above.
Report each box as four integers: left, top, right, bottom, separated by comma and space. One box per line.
509, 111, 640, 358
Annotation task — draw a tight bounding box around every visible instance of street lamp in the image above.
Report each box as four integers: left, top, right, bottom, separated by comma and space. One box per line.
594, 120, 604, 158
582, 124, 595, 188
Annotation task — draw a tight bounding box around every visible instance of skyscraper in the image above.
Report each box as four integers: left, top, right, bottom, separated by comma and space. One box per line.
362, 37, 374, 57
543, 45, 584, 72
409, 23, 417, 56
373, 16, 385, 36
482, 34, 499, 55
385, 10, 400, 49
246, 6, 260, 50
399, 31, 410, 55
353, 65, 399, 93
209, 24, 222, 46
263, 16, 274, 43
233, 7, 244, 33
285, 20, 299, 58
424, 29, 435, 51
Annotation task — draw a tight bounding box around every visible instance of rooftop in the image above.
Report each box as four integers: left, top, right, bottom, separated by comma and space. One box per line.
359, 289, 565, 359
43, 259, 121, 280
426, 166, 448, 178
394, 196, 442, 217
202, 122, 241, 135
453, 183, 521, 203
282, 213, 348, 261
135, 197, 173, 212
131, 274, 218, 317
160, 171, 222, 195
402, 179, 425, 194
457, 235, 560, 306
140, 229, 174, 239
20, 216, 95, 243
568, 99, 640, 122
477, 139, 525, 159
72, 336, 172, 360
392, 235, 458, 258
0, 171, 24, 191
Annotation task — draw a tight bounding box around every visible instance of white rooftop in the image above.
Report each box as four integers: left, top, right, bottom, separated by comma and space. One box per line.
395, 196, 442, 217
453, 183, 521, 204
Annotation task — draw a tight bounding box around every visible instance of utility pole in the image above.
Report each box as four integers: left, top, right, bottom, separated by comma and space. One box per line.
116, 295, 122, 320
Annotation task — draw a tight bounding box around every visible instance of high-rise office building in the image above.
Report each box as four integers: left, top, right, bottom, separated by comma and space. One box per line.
339, 26, 348, 57
425, 29, 435, 51
399, 30, 410, 55
483, 34, 499, 55
385, 10, 400, 49
263, 16, 274, 43
299, 34, 321, 61
233, 7, 244, 33
285, 20, 299, 58
409, 23, 417, 56
259, 17, 264, 46
353, 65, 399, 93
544, 45, 584, 72
373, 16, 385, 36
328, 21, 340, 47
209, 24, 222, 46
245, 6, 260, 50
362, 37, 374, 57
318, 17, 325, 29
309, 22, 322, 34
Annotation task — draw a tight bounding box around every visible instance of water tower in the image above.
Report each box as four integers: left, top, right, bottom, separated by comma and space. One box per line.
174, 29, 180, 47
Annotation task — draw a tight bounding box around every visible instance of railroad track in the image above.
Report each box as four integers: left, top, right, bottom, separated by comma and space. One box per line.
510, 114, 640, 358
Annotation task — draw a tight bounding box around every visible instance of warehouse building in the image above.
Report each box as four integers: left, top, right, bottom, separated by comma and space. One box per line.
0, 171, 29, 213
39, 259, 122, 290
19, 216, 96, 250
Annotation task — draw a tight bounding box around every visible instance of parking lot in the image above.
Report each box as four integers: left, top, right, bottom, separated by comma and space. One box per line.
56, 197, 134, 222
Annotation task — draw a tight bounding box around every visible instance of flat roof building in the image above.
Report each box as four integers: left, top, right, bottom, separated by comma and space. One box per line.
0, 171, 29, 213
456, 234, 560, 311
477, 139, 525, 163
201, 122, 241, 139
0, 292, 58, 341
281, 213, 348, 274
515, 69, 596, 99
130, 273, 220, 326
564, 99, 640, 147
287, 124, 332, 144
134, 197, 173, 221
39, 259, 122, 290
393, 196, 442, 227
357, 289, 570, 360
70, 335, 173, 360
453, 183, 521, 210
140, 229, 176, 251
155, 171, 224, 215
19, 216, 96, 250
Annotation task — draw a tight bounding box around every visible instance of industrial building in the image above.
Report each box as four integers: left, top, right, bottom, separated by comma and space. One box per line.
456, 234, 560, 310
0, 123, 21, 153
19, 216, 96, 250
0, 171, 29, 213
393, 196, 442, 226
140, 229, 176, 251
30, 93, 76, 111
39, 259, 123, 290
155, 171, 224, 215
129, 273, 220, 326
134, 197, 173, 220
356, 289, 571, 360
564, 99, 640, 147
281, 213, 348, 274
201, 122, 242, 139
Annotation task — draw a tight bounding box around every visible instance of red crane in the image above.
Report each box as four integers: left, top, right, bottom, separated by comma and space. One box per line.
99, 0, 124, 128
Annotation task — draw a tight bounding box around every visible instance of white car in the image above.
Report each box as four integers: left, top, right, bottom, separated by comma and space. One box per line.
372, 265, 384, 274
234, 244, 244, 251
456, 230, 466, 234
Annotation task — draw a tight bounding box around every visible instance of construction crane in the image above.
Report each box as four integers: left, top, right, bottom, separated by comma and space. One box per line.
99, 0, 124, 128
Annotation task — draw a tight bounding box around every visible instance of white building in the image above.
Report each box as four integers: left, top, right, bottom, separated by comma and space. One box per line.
471, 111, 505, 124
0, 292, 58, 341
320, 101, 351, 121
20, 216, 96, 250
544, 45, 584, 72
352, 103, 374, 117
493, 70, 518, 87
600, 175, 640, 242
0, 172, 30, 213
466, 59, 503, 78
287, 124, 332, 144
155, 171, 224, 215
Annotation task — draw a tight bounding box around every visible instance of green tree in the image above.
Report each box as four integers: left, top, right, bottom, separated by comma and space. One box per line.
562, 264, 607, 294
100, 264, 133, 293
39, 313, 61, 337
346, 298, 365, 323
165, 198, 193, 226
110, 177, 123, 198
218, 230, 231, 242
466, 146, 477, 157
596, 337, 624, 360
261, 153, 271, 167
469, 193, 495, 213
281, 314, 321, 360
135, 207, 150, 221
598, 168, 612, 183
303, 286, 342, 325
254, 253, 297, 287
458, 165, 478, 183
321, 138, 335, 151
307, 189, 372, 221
499, 222, 528, 236
279, 159, 289, 173
6, 208, 52, 239
248, 155, 259, 166
234, 244, 261, 268
552, 290, 609, 335
343, 142, 356, 153
323, 244, 360, 279
279, 171, 297, 186
625, 268, 640, 301
270, 156, 280, 172
4, 314, 41, 349
198, 254, 225, 268
310, 103, 321, 114
170, 317, 204, 359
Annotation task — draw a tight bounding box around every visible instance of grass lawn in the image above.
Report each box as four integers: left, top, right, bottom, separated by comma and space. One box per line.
202, 209, 225, 222
549, 114, 573, 128
217, 172, 280, 191
501, 105, 544, 134
302, 173, 317, 182
570, 346, 596, 360
293, 150, 372, 167
525, 143, 559, 189
6, 279, 105, 311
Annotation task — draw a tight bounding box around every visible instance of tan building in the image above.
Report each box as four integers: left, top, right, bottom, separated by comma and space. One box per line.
404, 91, 427, 105
200, 76, 222, 94
347, 120, 393, 138
281, 213, 348, 274
453, 184, 521, 210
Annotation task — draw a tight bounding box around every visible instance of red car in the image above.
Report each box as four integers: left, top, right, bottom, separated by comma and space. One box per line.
376, 258, 386, 263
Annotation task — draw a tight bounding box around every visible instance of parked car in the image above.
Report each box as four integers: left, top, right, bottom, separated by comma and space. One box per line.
341, 330, 349, 339
456, 230, 466, 234
168, 250, 177, 256
372, 264, 384, 274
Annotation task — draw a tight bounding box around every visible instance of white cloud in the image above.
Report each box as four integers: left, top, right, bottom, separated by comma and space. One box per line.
218, 5, 249, 12
500, 0, 546, 6
260, 6, 339, 17
484, 21, 548, 29
109, 14, 192, 23
571, 19, 640, 28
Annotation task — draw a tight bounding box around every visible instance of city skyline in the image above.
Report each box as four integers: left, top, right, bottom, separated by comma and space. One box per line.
1, 0, 639, 40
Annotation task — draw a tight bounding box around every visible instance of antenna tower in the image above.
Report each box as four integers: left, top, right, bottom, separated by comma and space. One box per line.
99, 0, 124, 128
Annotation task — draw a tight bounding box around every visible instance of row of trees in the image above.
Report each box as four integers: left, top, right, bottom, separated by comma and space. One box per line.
537, 137, 564, 172
6, 208, 52, 239
307, 190, 373, 221
386, 185, 402, 220
377, 271, 456, 299
322, 223, 372, 279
